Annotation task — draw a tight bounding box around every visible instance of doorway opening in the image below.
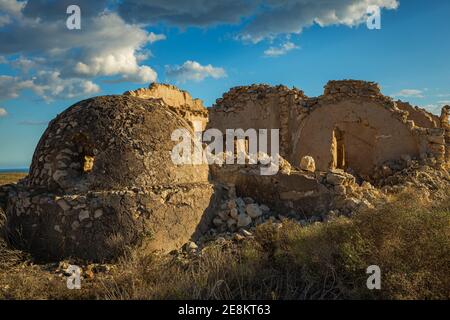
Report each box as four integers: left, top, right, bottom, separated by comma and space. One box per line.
333, 127, 346, 170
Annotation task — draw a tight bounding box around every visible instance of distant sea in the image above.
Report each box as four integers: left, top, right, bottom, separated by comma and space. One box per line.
0, 168, 29, 173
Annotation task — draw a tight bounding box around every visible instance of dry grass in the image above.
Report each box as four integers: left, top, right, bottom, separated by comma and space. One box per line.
0, 185, 449, 300
96, 188, 449, 300
0, 173, 27, 186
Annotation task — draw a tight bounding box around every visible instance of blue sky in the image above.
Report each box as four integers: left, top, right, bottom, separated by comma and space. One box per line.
0, 0, 449, 168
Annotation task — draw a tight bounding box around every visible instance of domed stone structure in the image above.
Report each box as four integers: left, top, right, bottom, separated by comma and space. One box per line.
4, 95, 219, 261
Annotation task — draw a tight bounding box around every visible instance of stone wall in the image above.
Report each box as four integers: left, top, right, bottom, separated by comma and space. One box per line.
124, 83, 208, 130
209, 84, 306, 158
209, 80, 449, 177
395, 100, 439, 129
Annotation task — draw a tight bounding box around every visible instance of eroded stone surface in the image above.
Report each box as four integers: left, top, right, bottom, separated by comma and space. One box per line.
4, 95, 218, 261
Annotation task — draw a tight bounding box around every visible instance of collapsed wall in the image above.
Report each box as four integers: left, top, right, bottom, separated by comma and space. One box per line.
293, 81, 423, 177
210, 80, 449, 179
209, 84, 307, 158
395, 100, 439, 128
124, 83, 209, 130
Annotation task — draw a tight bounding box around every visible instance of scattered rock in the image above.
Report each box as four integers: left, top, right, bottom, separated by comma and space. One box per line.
326, 171, 347, 185
235, 198, 245, 208
246, 203, 262, 218
213, 217, 224, 227
237, 214, 252, 228
78, 210, 90, 221
94, 209, 103, 219
300, 156, 316, 172
259, 204, 270, 213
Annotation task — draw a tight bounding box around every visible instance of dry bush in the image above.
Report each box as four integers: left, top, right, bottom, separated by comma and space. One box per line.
98, 187, 450, 300
0, 186, 448, 300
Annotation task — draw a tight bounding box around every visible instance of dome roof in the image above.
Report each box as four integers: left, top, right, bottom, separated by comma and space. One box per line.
28, 95, 209, 193
6, 95, 216, 261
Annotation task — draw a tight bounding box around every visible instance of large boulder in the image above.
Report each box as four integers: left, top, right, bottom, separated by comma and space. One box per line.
5, 95, 219, 261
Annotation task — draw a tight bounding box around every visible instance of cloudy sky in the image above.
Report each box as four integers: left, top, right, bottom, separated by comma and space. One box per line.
0, 0, 449, 168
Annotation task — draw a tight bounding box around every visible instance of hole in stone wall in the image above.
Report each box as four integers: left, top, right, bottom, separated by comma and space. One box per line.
72, 133, 95, 174
83, 155, 95, 172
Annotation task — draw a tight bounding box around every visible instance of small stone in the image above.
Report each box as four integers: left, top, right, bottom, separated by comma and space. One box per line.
22, 197, 31, 208
57, 199, 71, 211
71, 221, 80, 230
243, 197, 254, 204
233, 233, 245, 241
259, 204, 270, 213
361, 181, 373, 189
300, 156, 316, 172
237, 214, 252, 228
213, 217, 224, 227
241, 229, 252, 237
226, 199, 236, 209
186, 241, 198, 251
218, 210, 229, 220
227, 218, 237, 229
326, 172, 346, 185
94, 209, 103, 218
53, 170, 68, 181
57, 161, 67, 168
79, 210, 90, 221
229, 208, 239, 219
359, 199, 374, 210
235, 197, 245, 208
246, 203, 262, 218
54, 225, 62, 233
344, 197, 361, 209
334, 185, 346, 195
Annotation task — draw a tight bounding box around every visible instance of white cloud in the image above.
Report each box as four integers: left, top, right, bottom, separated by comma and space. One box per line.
0, 0, 26, 17
392, 89, 424, 98
0, 73, 100, 101
264, 41, 299, 57
241, 0, 399, 43
118, 0, 399, 43
0, 107, 7, 117
148, 32, 166, 43
63, 13, 158, 83
0, 15, 11, 27
0, 75, 33, 99
28, 71, 101, 101
0, 0, 403, 101
166, 60, 227, 83
11, 56, 38, 73
0, 4, 161, 101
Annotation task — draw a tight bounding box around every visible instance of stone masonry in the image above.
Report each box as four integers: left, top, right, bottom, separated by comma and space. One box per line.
1, 80, 448, 261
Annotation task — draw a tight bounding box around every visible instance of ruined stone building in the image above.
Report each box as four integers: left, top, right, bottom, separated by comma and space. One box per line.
0, 81, 448, 261
209, 80, 448, 179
